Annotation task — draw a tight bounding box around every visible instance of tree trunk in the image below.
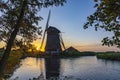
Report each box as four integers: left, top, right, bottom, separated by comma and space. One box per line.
0, 0, 27, 75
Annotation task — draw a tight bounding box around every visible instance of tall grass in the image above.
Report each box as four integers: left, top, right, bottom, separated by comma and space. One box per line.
97, 52, 120, 60
60, 52, 96, 58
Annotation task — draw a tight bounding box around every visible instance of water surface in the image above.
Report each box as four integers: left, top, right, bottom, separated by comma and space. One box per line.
9, 56, 120, 80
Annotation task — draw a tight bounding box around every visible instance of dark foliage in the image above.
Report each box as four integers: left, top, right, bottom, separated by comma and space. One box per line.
84, 0, 120, 48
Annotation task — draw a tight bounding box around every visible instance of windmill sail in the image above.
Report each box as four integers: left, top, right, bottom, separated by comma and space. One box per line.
45, 10, 51, 30
60, 33, 66, 50
40, 10, 51, 50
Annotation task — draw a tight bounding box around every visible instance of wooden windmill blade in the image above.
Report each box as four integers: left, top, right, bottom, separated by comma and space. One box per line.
60, 33, 66, 50
40, 10, 51, 50
45, 10, 51, 30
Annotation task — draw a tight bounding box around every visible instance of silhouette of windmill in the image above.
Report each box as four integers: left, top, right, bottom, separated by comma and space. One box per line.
40, 10, 65, 54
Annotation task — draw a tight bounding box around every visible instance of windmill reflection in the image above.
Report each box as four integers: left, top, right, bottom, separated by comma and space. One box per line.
30, 57, 60, 80
45, 57, 60, 79
37, 10, 63, 79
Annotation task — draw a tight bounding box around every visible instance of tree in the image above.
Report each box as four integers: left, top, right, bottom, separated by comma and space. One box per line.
84, 0, 120, 47
14, 39, 34, 53
0, 0, 66, 75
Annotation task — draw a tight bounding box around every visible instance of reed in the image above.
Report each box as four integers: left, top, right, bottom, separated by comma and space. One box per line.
60, 52, 96, 58
97, 52, 120, 60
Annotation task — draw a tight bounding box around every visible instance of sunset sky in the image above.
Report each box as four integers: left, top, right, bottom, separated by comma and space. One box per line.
37, 0, 120, 52
0, 0, 120, 52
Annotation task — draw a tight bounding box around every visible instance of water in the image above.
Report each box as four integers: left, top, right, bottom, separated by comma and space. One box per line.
9, 56, 120, 80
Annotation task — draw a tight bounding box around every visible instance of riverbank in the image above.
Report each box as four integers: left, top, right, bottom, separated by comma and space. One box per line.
0, 50, 23, 79
59, 51, 96, 58
97, 52, 120, 61
24, 51, 96, 58
23, 51, 120, 61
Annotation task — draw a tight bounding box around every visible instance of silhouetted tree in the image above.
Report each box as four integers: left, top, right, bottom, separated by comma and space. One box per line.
84, 0, 120, 47
14, 39, 33, 53
0, 0, 66, 75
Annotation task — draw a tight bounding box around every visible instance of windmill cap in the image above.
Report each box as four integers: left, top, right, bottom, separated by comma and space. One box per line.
46, 26, 61, 33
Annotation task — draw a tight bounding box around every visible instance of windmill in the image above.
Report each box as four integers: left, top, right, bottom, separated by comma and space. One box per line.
40, 10, 66, 54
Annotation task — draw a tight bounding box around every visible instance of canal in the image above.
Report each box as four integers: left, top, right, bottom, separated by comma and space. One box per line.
9, 56, 120, 80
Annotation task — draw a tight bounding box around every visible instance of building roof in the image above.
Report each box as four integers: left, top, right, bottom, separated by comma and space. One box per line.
46, 26, 61, 34
63, 46, 80, 53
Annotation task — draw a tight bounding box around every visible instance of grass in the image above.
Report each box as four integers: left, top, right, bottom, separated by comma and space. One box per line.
26, 51, 96, 58
96, 52, 120, 61
0, 51, 3, 58
4, 50, 22, 74
59, 51, 96, 58
0, 50, 23, 79
30, 51, 96, 58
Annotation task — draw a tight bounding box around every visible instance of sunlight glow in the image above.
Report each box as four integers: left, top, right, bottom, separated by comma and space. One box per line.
0, 41, 5, 48
32, 39, 45, 52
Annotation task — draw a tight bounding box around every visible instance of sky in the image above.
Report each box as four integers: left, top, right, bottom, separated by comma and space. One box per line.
34, 0, 120, 52
0, 0, 120, 52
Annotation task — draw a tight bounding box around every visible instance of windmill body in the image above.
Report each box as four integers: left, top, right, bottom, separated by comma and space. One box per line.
40, 10, 65, 54
45, 26, 62, 54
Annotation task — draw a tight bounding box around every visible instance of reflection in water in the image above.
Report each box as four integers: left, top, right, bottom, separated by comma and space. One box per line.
45, 57, 60, 79
9, 57, 46, 80
9, 57, 60, 80
9, 56, 120, 80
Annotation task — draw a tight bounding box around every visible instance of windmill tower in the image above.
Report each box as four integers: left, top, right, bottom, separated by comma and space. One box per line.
40, 10, 65, 54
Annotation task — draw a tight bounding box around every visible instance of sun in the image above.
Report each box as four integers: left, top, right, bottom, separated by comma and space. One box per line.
36, 46, 45, 52
36, 47, 40, 51
40, 48, 45, 52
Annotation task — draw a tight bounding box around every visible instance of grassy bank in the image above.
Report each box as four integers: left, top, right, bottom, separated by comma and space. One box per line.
26, 51, 96, 58
97, 52, 120, 61
0, 51, 3, 58
0, 50, 23, 79
59, 52, 96, 58
4, 50, 22, 74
